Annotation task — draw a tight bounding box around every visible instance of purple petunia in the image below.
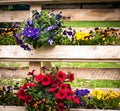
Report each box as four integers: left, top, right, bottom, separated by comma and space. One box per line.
23, 27, 40, 40
46, 25, 57, 32
27, 20, 33, 26
13, 33, 23, 44
48, 35, 54, 45
75, 89, 90, 97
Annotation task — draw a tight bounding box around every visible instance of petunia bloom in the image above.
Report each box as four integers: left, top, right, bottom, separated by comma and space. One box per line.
56, 71, 66, 82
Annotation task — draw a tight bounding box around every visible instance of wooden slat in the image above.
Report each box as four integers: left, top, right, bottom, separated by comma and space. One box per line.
0, 45, 120, 62
0, 9, 120, 22
0, 11, 29, 22
0, 0, 120, 5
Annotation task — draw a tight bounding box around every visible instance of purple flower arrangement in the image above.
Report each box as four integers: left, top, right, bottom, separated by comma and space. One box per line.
13, 10, 63, 50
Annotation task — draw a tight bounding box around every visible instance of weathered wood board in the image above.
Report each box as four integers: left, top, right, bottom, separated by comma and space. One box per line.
0, 45, 120, 62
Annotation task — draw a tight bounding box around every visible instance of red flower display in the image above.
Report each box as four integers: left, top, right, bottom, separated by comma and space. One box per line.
56, 71, 66, 82
56, 90, 66, 100
17, 68, 81, 111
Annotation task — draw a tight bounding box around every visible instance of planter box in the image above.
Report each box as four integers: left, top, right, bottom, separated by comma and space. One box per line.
0, 45, 120, 62
0, 106, 119, 111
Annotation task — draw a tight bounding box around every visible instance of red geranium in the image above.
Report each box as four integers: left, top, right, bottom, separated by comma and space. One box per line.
56, 71, 66, 82
56, 90, 66, 100
68, 73, 74, 82
56, 103, 65, 111
65, 89, 74, 100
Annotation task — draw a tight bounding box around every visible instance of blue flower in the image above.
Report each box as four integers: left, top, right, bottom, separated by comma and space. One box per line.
46, 25, 57, 32
23, 27, 40, 40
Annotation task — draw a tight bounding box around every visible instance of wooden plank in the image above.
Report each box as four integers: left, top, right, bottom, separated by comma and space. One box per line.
0, 106, 119, 111
55, 9, 120, 21
29, 61, 41, 74
1, 67, 120, 80
0, 46, 120, 62
0, 9, 120, 22
0, 0, 120, 5
0, 11, 29, 22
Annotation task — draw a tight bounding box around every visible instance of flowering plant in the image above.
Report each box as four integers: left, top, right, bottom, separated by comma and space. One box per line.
17, 67, 80, 111
13, 10, 63, 50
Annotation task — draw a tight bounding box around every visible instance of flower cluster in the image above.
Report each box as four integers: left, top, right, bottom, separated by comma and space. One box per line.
85, 89, 120, 109
13, 10, 63, 50
62, 27, 120, 45
17, 67, 80, 111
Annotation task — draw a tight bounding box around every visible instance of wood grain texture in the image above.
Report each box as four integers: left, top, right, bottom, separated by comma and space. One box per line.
0, 9, 120, 22
0, 0, 120, 5
0, 106, 119, 111
0, 45, 120, 62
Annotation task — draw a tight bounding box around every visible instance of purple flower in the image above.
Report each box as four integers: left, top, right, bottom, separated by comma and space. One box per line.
56, 11, 62, 20
62, 30, 67, 35
20, 44, 31, 50
75, 89, 90, 97
48, 35, 54, 45
13, 33, 23, 44
13, 22, 19, 28
35, 11, 40, 18
23, 27, 40, 40
27, 20, 33, 26
46, 25, 57, 32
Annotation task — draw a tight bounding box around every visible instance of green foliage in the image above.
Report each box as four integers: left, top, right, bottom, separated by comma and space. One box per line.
0, 35, 18, 45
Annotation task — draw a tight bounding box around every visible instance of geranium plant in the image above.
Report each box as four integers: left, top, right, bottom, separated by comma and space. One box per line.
17, 67, 80, 111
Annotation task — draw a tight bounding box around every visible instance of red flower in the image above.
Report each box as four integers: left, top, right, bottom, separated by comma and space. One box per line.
60, 84, 67, 90
35, 74, 43, 82
52, 80, 60, 87
68, 73, 74, 82
17, 89, 32, 102
41, 74, 53, 86
73, 96, 80, 104
66, 89, 74, 100
56, 90, 66, 100
27, 83, 36, 88
48, 87, 57, 93
56, 103, 65, 111
56, 71, 66, 82
27, 70, 35, 76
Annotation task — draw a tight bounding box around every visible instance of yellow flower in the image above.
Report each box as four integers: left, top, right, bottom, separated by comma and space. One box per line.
74, 31, 84, 40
